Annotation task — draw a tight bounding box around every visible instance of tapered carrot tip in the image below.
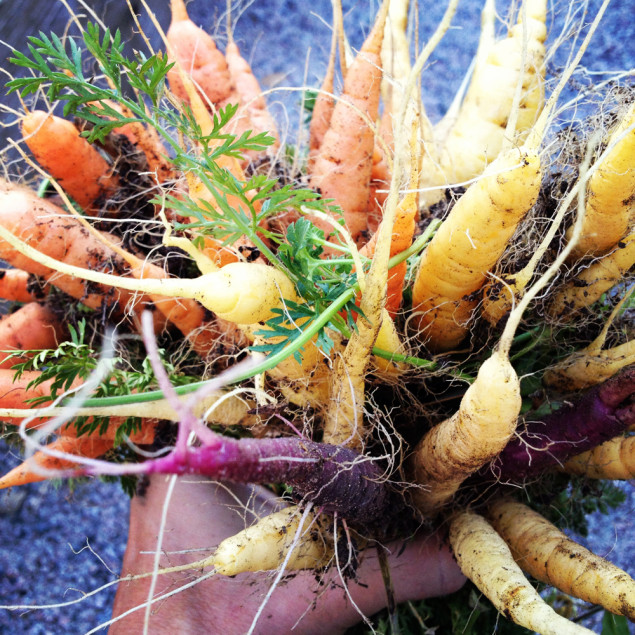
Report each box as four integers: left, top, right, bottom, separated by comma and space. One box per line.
365, 0, 390, 53
0, 437, 113, 489
170, 0, 190, 22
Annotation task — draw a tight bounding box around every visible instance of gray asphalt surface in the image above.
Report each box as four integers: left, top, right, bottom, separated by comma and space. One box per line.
0, 0, 633, 633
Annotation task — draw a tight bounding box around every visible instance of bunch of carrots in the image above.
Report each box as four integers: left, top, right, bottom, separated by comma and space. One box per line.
0, 0, 633, 632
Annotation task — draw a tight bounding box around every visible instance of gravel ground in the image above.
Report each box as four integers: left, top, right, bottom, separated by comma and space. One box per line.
0, 0, 633, 633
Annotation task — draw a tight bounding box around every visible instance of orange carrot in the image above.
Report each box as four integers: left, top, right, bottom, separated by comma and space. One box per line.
166, 0, 234, 106
0, 303, 65, 369
0, 369, 60, 412
309, 0, 389, 246
0, 368, 159, 444
0, 183, 153, 319
21, 110, 119, 213
360, 125, 418, 317
164, 42, 267, 262
0, 269, 48, 303
0, 183, 239, 359
0, 436, 116, 488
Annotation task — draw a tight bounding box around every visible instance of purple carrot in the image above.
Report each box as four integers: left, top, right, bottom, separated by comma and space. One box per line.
80, 313, 410, 531
480, 364, 634, 482
142, 433, 406, 527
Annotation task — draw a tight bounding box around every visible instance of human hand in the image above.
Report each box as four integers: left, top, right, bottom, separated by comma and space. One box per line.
109, 475, 465, 634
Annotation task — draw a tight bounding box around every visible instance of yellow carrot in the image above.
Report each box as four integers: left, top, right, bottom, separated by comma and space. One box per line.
411, 146, 541, 352
210, 505, 332, 575
543, 339, 635, 392
409, 350, 521, 514
450, 510, 594, 635
568, 101, 635, 260
549, 233, 635, 318
563, 435, 634, 480
488, 498, 635, 620
420, 0, 547, 207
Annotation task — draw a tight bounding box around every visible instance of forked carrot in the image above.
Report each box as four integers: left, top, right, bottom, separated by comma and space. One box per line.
309, 0, 389, 246
21, 110, 119, 213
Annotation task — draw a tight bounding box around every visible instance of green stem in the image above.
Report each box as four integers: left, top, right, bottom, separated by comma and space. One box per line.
510, 332, 548, 363
80, 220, 441, 407
370, 346, 435, 369
80, 288, 357, 407
193, 168, 283, 270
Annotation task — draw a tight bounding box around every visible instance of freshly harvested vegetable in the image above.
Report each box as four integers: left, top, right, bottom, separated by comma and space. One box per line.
449, 510, 593, 635
411, 146, 541, 351
409, 350, 521, 514
420, 0, 547, 206
563, 435, 634, 480
0, 369, 66, 412
360, 121, 418, 318
0, 435, 115, 488
482, 365, 635, 482
0, 184, 246, 356
309, 0, 389, 245
0, 225, 299, 325
550, 233, 635, 317
125, 428, 406, 529
1, 1, 633, 633
166, 0, 233, 105
0, 184, 153, 319
488, 498, 635, 619
543, 339, 635, 392
211, 505, 333, 575
225, 36, 280, 151
568, 101, 635, 260
21, 110, 119, 213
